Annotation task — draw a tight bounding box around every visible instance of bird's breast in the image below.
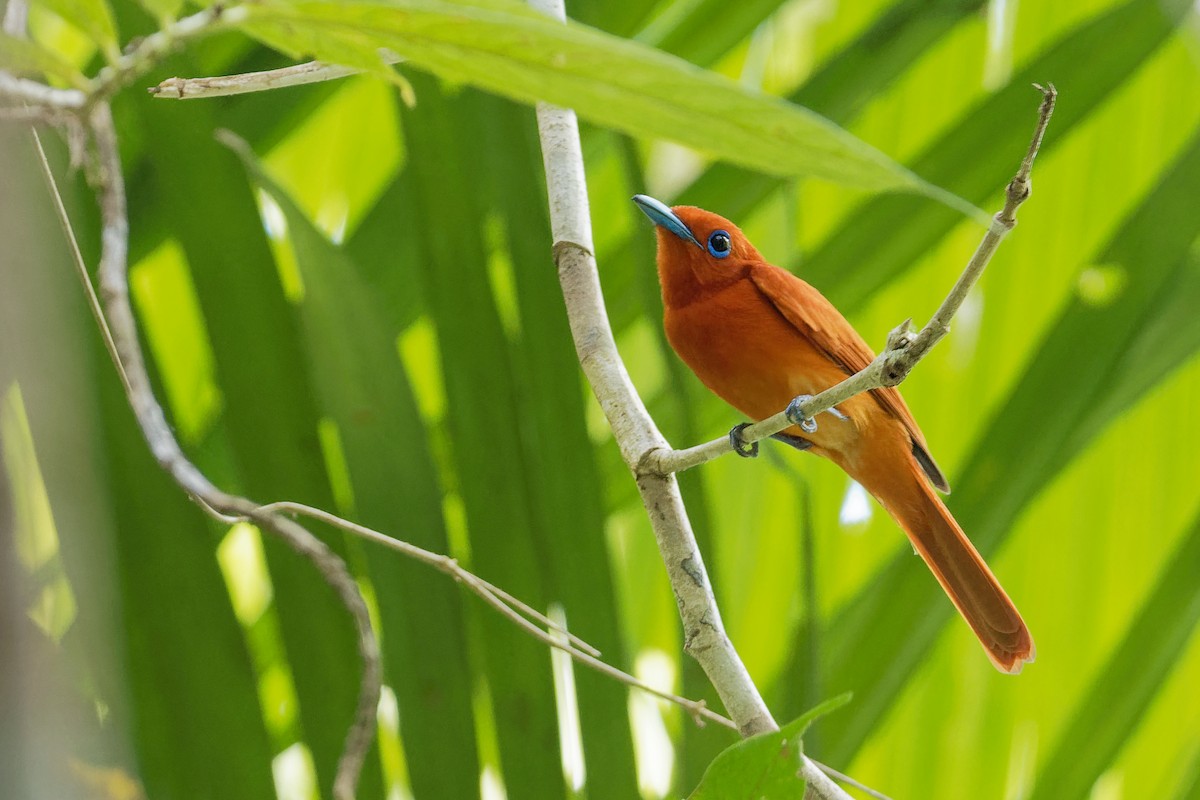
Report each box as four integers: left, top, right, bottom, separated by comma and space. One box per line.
664, 280, 850, 423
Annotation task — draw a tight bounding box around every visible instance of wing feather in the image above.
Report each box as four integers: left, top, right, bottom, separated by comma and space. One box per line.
747, 263, 950, 492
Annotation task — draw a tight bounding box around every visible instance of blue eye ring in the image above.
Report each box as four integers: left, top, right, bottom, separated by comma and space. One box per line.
707, 230, 732, 259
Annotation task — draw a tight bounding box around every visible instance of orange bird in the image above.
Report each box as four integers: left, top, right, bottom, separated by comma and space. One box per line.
633, 194, 1034, 673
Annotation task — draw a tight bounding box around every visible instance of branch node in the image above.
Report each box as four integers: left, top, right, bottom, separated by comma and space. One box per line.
688, 699, 709, 728
551, 238, 592, 265
885, 318, 917, 351
635, 446, 669, 477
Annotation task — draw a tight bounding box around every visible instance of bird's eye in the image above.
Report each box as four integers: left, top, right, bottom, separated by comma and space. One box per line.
707, 231, 732, 259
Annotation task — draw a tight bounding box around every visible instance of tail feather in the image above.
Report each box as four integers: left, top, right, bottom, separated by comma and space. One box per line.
870, 457, 1035, 673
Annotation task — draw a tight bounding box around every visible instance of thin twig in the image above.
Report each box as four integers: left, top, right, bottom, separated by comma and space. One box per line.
151, 60, 362, 99
88, 4, 244, 102
30, 128, 131, 395
83, 100, 380, 800
257, 501, 602, 659
254, 501, 734, 730
811, 759, 893, 800
0, 73, 85, 108
642, 84, 1057, 477
149, 52, 403, 99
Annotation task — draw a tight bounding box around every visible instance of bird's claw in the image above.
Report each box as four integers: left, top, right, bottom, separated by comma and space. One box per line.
729, 423, 759, 458
786, 395, 819, 434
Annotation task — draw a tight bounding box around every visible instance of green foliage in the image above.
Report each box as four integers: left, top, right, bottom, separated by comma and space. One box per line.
690, 694, 851, 800
33, 0, 121, 63
5, 0, 1200, 799
1028, 513, 1200, 800
0, 31, 87, 85
236, 0, 961, 201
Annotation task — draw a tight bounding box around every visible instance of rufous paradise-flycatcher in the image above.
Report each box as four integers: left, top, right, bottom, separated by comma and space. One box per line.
634, 194, 1034, 673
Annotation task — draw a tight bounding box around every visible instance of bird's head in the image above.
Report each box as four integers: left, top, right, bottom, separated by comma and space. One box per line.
632, 194, 762, 306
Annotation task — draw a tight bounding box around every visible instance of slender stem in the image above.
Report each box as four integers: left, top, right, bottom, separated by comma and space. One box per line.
149, 53, 404, 99
644, 84, 1057, 477
151, 60, 361, 99
0, 73, 85, 108
30, 128, 130, 396
810, 759, 894, 800
253, 501, 735, 730
88, 5, 243, 102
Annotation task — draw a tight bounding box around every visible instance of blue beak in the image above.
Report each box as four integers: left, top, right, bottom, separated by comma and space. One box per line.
633, 194, 702, 249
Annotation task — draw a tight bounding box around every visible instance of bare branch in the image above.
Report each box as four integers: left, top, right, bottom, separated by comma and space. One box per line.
254, 501, 735, 730
811, 759, 893, 800
529, 0, 853, 797
0, 73, 85, 108
643, 84, 1057, 476
151, 60, 362, 99
30, 128, 130, 395
89, 5, 243, 102
149, 52, 403, 99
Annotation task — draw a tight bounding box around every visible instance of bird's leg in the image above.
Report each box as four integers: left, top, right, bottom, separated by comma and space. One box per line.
771, 433, 813, 451
728, 423, 759, 458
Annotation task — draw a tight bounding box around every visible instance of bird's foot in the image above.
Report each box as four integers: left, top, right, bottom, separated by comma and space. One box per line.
785, 395, 820, 433
785, 395, 848, 433
729, 423, 759, 458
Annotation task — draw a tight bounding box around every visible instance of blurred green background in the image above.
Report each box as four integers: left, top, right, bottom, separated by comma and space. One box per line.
2, 0, 1199, 798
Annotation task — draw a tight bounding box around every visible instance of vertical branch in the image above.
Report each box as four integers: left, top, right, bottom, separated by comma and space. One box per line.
2, 0, 28, 35
528, 0, 851, 796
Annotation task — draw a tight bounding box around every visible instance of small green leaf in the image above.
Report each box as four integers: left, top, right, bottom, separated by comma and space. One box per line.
34, 0, 120, 64
689, 694, 851, 799
234, 0, 974, 209
0, 32, 87, 87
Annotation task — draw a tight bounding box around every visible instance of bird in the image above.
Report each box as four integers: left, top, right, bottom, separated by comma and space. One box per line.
633, 194, 1034, 673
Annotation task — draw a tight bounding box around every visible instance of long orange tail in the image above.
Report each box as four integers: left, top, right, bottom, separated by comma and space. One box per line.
863, 456, 1035, 673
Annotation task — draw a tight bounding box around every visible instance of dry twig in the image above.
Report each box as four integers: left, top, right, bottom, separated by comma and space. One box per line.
149, 53, 404, 99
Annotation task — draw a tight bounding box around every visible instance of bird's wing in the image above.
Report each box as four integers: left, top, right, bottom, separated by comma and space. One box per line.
747, 262, 950, 492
